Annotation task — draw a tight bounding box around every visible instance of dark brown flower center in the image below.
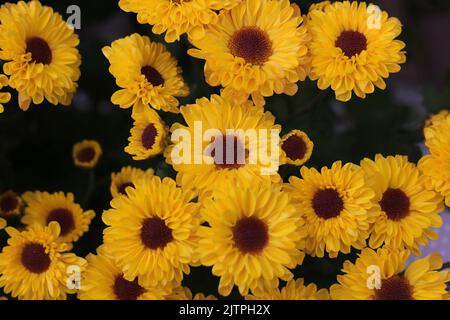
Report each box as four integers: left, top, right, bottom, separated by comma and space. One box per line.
0, 194, 19, 213
233, 217, 269, 254
26, 37, 52, 65
118, 182, 135, 195
77, 147, 96, 163
209, 135, 246, 169
229, 27, 273, 65
141, 124, 158, 149
282, 135, 307, 161
380, 188, 410, 221
140, 217, 173, 250
113, 275, 145, 300
375, 276, 414, 300
21, 242, 51, 274
46, 208, 75, 236
335, 31, 367, 57
141, 66, 164, 87
312, 188, 344, 219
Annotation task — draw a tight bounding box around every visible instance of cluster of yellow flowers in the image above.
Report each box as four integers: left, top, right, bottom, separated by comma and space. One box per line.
0, 0, 448, 300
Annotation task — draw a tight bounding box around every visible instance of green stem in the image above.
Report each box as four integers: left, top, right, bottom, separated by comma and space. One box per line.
82, 169, 95, 207
442, 262, 450, 270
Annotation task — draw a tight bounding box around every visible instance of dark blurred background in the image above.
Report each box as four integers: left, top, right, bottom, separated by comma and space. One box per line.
0, 0, 449, 299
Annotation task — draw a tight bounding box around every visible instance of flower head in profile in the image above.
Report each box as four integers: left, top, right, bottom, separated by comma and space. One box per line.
361, 155, 444, 255
0, 223, 86, 300
0, 1, 81, 110
102, 176, 200, 288
110, 166, 155, 198
78, 246, 170, 300
125, 108, 169, 160
103, 34, 189, 113
307, 1, 406, 102
285, 161, 376, 258
165, 94, 282, 200
280, 130, 314, 166
246, 278, 329, 300
196, 180, 306, 296
72, 140, 102, 169
331, 248, 450, 300
118, 0, 241, 43
21, 191, 95, 245
188, 0, 310, 107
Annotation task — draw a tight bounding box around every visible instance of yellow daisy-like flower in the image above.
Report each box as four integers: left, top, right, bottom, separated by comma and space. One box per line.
285, 161, 376, 258
102, 176, 200, 288
361, 155, 443, 255
0, 190, 22, 218
168, 287, 217, 300
331, 248, 450, 300
280, 130, 314, 166
196, 180, 306, 296
103, 33, 189, 113
307, 1, 406, 102
188, 0, 310, 107
246, 278, 330, 300
21, 191, 95, 245
119, 0, 241, 43
0, 75, 11, 113
419, 116, 450, 206
125, 108, 169, 160
164, 94, 282, 200
78, 246, 169, 300
110, 166, 155, 198
425, 110, 449, 131
0, 1, 81, 110
0, 222, 86, 300
72, 140, 102, 169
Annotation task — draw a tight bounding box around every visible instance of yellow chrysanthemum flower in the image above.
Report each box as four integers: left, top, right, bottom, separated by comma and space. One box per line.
164, 94, 282, 200
103, 34, 189, 113
0, 75, 11, 113
424, 110, 449, 132
119, 0, 241, 43
307, 1, 406, 102
0, 190, 22, 218
110, 166, 155, 198
72, 140, 102, 169
361, 155, 443, 255
419, 115, 450, 206
0, 1, 81, 110
331, 248, 450, 300
168, 287, 217, 300
188, 0, 310, 107
125, 108, 169, 160
246, 278, 330, 300
21, 191, 95, 245
0, 222, 86, 300
196, 180, 306, 296
285, 161, 376, 258
78, 246, 170, 300
280, 130, 314, 166
102, 176, 200, 288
